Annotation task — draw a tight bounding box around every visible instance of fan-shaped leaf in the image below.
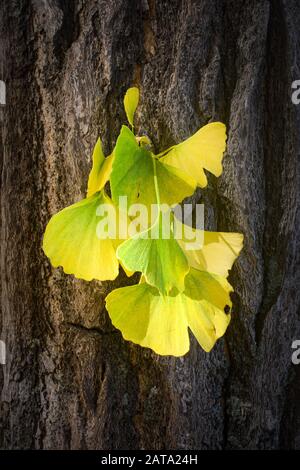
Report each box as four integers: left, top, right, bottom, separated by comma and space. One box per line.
174, 218, 243, 276
159, 122, 226, 187
117, 212, 189, 295
110, 126, 196, 211
43, 191, 123, 281
105, 268, 232, 356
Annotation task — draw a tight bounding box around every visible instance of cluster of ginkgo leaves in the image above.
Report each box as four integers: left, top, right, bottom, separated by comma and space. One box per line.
43, 87, 243, 357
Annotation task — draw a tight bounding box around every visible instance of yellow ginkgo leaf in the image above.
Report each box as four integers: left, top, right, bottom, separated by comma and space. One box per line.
159, 122, 227, 187
186, 231, 243, 276
43, 191, 127, 281
184, 269, 232, 352
105, 268, 232, 356
87, 138, 114, 197
174, 218, 243, 277
124, 87, 139, 127
106, 282, 190, 356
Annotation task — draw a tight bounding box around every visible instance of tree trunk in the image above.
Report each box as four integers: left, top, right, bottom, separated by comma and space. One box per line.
1, 0, 300, 450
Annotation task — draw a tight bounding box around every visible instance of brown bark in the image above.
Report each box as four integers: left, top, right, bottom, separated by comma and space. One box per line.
1, 0, 300, 450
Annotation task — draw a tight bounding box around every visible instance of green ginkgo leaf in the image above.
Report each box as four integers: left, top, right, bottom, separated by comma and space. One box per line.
158, 122, 227, 187
116, 212, 189, 295
43, 191, 126, 281
110, 125, 196, 211
87, 138, 114, 197
124, 87, 139, 127
105, 268, 232, 356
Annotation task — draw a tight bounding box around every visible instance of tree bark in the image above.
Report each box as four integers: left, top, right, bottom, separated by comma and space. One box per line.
1, 0, 300, 450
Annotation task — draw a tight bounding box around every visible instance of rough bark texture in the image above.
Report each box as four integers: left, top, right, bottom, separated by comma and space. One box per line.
1, 0, 300, 450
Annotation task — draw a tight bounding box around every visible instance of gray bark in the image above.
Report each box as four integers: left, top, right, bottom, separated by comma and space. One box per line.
1, 0, 300, 450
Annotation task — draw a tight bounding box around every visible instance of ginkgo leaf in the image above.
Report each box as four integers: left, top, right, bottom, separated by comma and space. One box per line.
183, 268, 233, 310
106, 282, 190, 356
183, 268, 232, 351
87, 137, 114, 197
43, 191, 125, 281
116, 212, 189, 295
186, 231, 243, 276
159, 122, 227, 187
124, 87, 139, 127
105, 268, 232, 356
174, 218, 243, 277
110, 125, 196, 211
